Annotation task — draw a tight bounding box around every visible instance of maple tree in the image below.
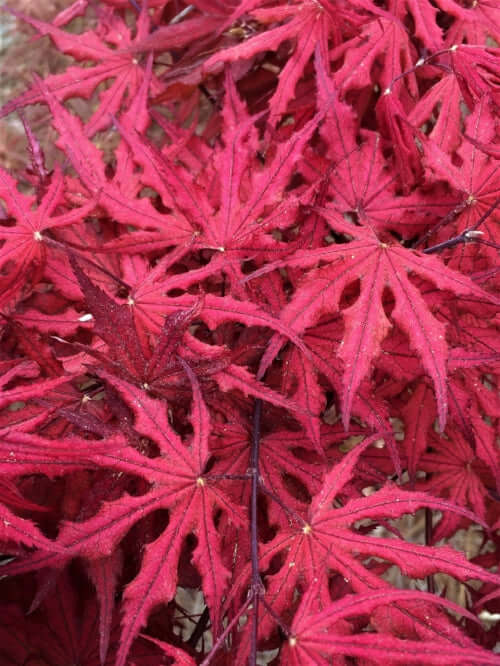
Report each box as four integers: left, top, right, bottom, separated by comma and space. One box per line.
0, 0, 499, 664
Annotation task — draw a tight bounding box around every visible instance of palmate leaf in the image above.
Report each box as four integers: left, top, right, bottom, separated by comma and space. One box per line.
203, 1, 341, 125
0, 164, 94, 295
285, 586, 500, 666
309, 53, 455, 236
0, 3, 165, 136
331, 15, 418, 97
247, 213, 499, 429
37, 81, 194, 245
114, 69, 319, 285
68, 257, 312, 424
0, 569, 176, 666
258, 437, 500, 640
1, 0, 500, 663
422, 97, 500, 273
418, 427, 495, 543
52, 375, 247, 666
209, 421, 333, 527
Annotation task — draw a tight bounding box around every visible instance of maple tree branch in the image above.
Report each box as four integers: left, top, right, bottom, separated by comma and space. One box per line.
421, 194, 500, 254
169, 5, 195, 25
422, 231, 471, 254
423, 228, 485, 254
425, 508, 435, 594
386, 47, 452, 93
249, 398, 264, 666
412, 200, 469, 249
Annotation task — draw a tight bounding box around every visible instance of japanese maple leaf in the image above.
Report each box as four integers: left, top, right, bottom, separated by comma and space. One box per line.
418, 428, 497, 542
52, 374, 247, 666
284, 585, 500, 665
208, 421, 338, 527
0, 165, 94, 295
203, 1, 354, 124
305, 130, 451, 239
0, 571, 178, 666
436, 0, 500, 46
255, 436, 500, 640
446, 44, 500, 110
248, 211, 499, 429
68, 252, 208, 395
67, 256, 310, 424
422, 97, 500, 273
37, 81, 194, 246
306, 48, 453, 237
0, 3, 164, 136
331, 16, 418, 98
114, 70, 320, 293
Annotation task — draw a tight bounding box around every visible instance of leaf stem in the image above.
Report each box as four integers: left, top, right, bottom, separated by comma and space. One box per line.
200, 596, 253, 666
261, 598, 291, 637
260, 484, 307, 526
44, 237, 132, 289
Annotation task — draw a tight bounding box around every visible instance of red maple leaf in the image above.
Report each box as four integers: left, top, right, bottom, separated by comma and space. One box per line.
247, 212, 498, 429
0, 3, 164, 136
0, 165, 93, 299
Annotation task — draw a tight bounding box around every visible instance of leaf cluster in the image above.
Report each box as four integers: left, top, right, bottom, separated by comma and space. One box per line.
0, 1, 499, 665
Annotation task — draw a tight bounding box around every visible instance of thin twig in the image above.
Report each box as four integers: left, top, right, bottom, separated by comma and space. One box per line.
423, 194, 500, 255
425, 508, 435, 594
199, 595, 253, 666
249, 398, 264, 665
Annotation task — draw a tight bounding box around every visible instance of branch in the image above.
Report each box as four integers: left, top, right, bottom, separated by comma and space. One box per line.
423, 193, 500, 254
249, 398, 264, 666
